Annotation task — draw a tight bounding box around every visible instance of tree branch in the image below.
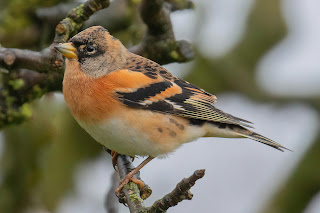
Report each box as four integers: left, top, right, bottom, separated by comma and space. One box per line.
107, 150, 205, 213
116, 155, 152, 212
0, 47, 63, 73
54, 0, 110, 43
129, 0, 194, 64
147, 169, 205, 212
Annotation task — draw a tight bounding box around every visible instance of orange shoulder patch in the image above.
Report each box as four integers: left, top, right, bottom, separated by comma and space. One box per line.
104, 69, 161, 89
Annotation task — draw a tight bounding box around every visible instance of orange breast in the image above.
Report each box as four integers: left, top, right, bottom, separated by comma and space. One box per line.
63, 60, 161, 122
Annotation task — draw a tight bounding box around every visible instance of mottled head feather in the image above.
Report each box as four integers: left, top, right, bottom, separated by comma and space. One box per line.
68, 26, 130, 78
70, 26, 108, 51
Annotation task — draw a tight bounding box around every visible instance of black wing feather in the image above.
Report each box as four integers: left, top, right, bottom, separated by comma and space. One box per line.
118, 56, 253, 127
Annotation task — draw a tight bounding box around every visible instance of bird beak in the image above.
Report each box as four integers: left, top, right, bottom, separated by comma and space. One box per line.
55, 43, 78, 59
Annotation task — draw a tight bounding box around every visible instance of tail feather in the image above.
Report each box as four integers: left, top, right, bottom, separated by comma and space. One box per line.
206, 122, 291, 151
234, 126, 292, 152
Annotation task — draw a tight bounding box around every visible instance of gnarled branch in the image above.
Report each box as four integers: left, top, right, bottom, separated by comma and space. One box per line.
107, 151, 205, 213
129, 0, 194, 64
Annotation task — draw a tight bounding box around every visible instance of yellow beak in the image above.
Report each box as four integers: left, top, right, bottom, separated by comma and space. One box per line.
55, 43, 78, 59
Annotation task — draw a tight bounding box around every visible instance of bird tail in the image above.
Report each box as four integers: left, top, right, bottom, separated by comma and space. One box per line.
231, 125, 291, 152
206, 123, 291, 152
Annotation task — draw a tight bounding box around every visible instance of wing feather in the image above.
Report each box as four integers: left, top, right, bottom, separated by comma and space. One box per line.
118, 56, 253, 127
116, 75, 253, 127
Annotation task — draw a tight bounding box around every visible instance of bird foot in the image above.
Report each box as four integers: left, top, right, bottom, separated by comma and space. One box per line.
115, 173, 145, 194
115, 156, 154, 195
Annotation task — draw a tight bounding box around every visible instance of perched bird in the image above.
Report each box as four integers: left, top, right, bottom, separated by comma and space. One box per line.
55, 26, 289, 193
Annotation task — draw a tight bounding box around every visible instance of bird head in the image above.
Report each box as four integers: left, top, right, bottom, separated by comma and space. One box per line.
55, 26, 130, 77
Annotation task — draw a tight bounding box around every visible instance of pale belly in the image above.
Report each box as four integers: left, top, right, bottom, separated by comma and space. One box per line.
76, 117, 158, 156
75, 111, 206, 157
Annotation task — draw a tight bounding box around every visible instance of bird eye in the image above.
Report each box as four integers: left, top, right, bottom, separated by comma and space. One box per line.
86, 45, 96, 53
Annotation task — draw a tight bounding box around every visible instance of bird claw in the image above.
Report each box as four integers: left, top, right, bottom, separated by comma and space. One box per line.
110, 150, 134, 170
110, 150, 119, 170
115, 176, 145, 195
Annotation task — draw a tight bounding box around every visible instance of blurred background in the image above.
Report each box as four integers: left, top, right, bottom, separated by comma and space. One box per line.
0, 0, 320, 212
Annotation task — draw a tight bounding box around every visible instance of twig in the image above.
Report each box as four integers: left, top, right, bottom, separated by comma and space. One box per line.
54, 0, 110, 43
129, 0, 194, 65
146, 169, 205, 212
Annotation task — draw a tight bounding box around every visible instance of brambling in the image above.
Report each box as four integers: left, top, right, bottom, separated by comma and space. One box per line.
55, 26, 289, 193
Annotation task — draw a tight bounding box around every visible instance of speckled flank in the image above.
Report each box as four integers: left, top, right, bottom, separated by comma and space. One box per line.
76, 107, 206, 157
169, 118, 185, 130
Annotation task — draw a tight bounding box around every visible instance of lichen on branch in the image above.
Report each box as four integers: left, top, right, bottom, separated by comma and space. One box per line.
110, 151, 205, 213
54, 0, 110, 43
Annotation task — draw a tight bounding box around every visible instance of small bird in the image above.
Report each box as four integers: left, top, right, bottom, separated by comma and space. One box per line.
55, 26, 289, 193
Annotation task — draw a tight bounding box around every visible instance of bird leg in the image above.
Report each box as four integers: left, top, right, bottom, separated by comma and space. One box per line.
110, 150, 135, 170
115, 156, 154, 194
110, 150, 119, 169
103, 147, 119, 169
